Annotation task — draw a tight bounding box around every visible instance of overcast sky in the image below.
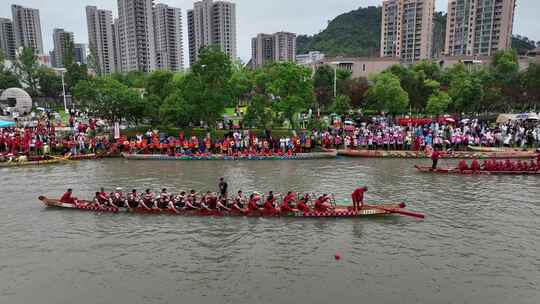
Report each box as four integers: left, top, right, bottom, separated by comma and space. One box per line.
1, 0, 538, 64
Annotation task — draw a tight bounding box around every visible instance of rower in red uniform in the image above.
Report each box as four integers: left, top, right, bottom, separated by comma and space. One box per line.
98, 187, 109, 205
470, 159, 481, 172
314, 194, 332, 212
458, 160, 469, 172
279, 192, 298, 213
60, 189, 77, 205
351, 187, 367, 211
296, 194, 311, 213
503, 159, 514, 171
263, 191, 278, 214
247, 193, 262, 212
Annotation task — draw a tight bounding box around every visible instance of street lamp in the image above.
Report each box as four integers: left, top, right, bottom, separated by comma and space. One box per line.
330, 62, 339, 98
58, 68, 68, 113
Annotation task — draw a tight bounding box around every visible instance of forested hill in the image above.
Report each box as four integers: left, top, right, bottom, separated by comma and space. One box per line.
297, 6, 534, 57
296, 6, 381, 57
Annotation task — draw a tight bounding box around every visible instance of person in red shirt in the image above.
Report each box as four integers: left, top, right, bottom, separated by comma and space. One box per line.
458, 160, 469, 172
263, 191, 278, 214
279, 192, 298, 213
314, 194, 332, 212
247, 193, 262, 212
296, 194, 311, 213
60, 189, 77, 205
352, 187, 367, 211
431, 149, 441, 170
470, 159, 481, 172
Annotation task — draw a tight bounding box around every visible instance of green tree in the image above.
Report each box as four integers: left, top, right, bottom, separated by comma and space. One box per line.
448, 73, 484, 113
313, 65, 351, 109
243, 95, 274, 129
329, 94, 352, 114
344, 77, 369, 108
426, 91, 452, 115
387, 61, 441, 111
254, 62, 314, 128
143, 70, 175, 124
63, 39, 88, 92
0, 52, 20, 89
13, 47, 40, 96
366, 72, 409, 115
230, 60, 253, 106
72, 77, 145, 123
159, 89, 194, 128
37, 67, 63, 98
521, 63, 540, 109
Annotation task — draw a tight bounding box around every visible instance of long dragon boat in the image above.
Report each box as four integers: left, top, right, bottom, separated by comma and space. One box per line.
38, 196, 424, 219
121, 150, 338, 161
414, 165, 540, 175
338, 149, 536, 159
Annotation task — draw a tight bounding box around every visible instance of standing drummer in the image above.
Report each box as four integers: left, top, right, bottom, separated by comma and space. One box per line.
351, 186, 368, 212
218, 177, 228, 199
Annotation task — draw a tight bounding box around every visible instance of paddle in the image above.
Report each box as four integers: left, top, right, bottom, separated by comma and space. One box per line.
370, 205, 425, 219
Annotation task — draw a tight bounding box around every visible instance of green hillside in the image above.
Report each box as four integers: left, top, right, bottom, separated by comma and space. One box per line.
296, 6, 381, 57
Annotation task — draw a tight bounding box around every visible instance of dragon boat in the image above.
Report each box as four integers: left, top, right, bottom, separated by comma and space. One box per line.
414, 165, 540, 175
38, 196, 424, 219
121, 150, 338, 161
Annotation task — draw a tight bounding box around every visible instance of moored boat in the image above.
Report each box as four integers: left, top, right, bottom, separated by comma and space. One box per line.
338, 149, 536, 159
121, 151, 338, 161
0, 157, 68, 168
414, 165, 540, 175
38, 196, 423, 219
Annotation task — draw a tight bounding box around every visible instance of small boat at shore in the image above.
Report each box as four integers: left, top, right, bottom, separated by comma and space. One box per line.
467, 146, 533, 153
121, 150, 338, 161
0, 158, 66, 168
337, 149, 536, 159
38, 196, 424, 219
414, 165, 540, 175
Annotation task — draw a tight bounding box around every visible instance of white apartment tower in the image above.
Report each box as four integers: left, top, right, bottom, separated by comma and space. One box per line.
380, 0, 434, 62
11, 4, 44, 54
445, 0, 516, 57
116, 0, 156, 73
52, 28, 74, 68
273, 32, 296, 62
0, 18, 16, 60
187, 0, 237, 65
251, 32, 297, 68
153, 3, 184, 71
86, 6, 116, 74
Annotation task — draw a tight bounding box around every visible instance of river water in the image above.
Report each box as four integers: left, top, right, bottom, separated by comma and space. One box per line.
1, 158, 539, 304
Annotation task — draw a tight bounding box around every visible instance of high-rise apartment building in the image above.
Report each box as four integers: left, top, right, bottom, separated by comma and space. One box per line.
11, 5, 44, 54
153, 3, 184, 71
86, 6, 116, 74
112, 19, 122, 73
117, 0, 156, 73
74, 43, 87, 65
273, 32, 296, 62
445, 0, 516, 57
52, 28, 74, 68
251, 34, 274, 68
0, 18, 16, 60
187, 0, 236, 65
251, 32, 296, 68
380, 0, 434, 62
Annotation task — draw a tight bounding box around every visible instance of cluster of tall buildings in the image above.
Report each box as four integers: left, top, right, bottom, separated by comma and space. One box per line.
0, 0, 522, 75
380, 0, 517, 62
0, 0, 238, 74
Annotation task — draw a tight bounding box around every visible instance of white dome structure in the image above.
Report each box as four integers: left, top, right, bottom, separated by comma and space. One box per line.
0, 88, 33, 114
